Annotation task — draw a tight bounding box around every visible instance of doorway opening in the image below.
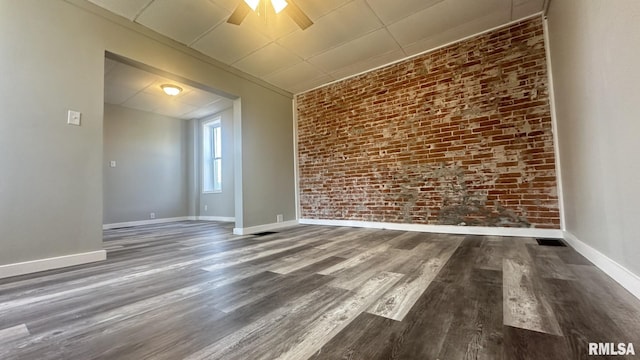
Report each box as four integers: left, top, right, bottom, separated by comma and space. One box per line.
101, 52, 242, 235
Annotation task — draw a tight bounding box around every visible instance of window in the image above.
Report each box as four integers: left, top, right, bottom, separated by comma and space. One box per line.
203, 118, 222, 193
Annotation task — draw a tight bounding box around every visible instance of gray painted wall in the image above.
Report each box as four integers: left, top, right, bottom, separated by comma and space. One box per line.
0, 0, 295, 266
199, 108, 235, 218
547, 0, 640, 276
103, 104, 188, 224
242, 92, 296, 226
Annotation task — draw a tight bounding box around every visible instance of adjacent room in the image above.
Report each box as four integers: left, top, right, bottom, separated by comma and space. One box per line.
102, 56, 237, 229
1, 0, 638, 359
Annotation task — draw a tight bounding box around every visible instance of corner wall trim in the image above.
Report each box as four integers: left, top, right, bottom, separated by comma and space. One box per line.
0, 250, 106, 280
233, 220, 299, 235
563, 231, 640, 300
299, 218, 563, 238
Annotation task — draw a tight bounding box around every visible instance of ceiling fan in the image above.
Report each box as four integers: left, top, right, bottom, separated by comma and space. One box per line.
227, 0, 314, 30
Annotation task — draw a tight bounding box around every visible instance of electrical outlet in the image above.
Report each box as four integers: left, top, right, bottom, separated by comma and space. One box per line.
204, 205, 208, 212
150, 212, 156, 219
276, 214, 283, 223
109, 160, 116, 168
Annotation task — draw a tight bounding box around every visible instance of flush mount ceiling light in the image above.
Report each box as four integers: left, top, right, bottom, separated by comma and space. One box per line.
270, 0, 288, 14
244, 0, 287, 14
160, 84, 182, 96
227, 0, 313, 30
243, 0, 260, 11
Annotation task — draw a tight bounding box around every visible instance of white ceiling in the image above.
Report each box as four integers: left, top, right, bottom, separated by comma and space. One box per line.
104, 57, 233, 120
91, 0, 545, 94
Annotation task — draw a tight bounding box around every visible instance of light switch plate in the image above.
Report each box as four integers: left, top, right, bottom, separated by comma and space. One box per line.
109, 161, 116, 168
67, 110, 81, 126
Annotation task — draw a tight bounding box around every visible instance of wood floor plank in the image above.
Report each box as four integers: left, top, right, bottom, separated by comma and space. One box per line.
273, 271, 403, 360
475, 238, 504, 271
541, 274, 640, 358
526, 244, 577, 280
503, 325, 571, 360
0, 323, 30, 346
182, 286, 351, 360
503, 258, 563, 336
308, 312, 403, 360
436, 270, 504, 360
327, 249, 408, 290
367, 240, 459, 320
569, 264, 640, 335
318, 242, 392, 276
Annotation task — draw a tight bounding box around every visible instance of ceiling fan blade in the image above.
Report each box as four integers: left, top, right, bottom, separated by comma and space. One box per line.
284, 0, 313, 30
227, 1, 251, 25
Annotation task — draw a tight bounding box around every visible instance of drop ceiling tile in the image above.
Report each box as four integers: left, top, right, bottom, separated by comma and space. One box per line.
512, 0, 544, 19
307, 28, 400, 73
153, 101, 198, 119
135, 0, 230, 45
233, 42, 302, 77
389, 0, 511, 46
365, 0, 445, 25
388, 0, 510, 47
289, 74, 335, 94
179, 89, 226, 107
183, 99, 233, 119
264, 61, 327, 90
289, 0, 352, 20
105, 63, 160, 91
277, 0, 383, 59
329, 49, 406, 80
88, 0, 152, 20
402, 10, 510, 57
192, 23, 271, 64
206, 99, 234, 115
122, 92, 162, 113
104, 84, 140, 105
209, 0, 241, 12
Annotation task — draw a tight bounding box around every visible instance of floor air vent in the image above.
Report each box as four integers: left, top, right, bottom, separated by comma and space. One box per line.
536, 238, 567, 247
253, 231, 278, 237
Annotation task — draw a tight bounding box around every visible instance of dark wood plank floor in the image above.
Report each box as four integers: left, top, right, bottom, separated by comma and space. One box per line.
1, 222, 639, 359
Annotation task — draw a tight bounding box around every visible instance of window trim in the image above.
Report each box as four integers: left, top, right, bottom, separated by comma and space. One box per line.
202, 117, 222, 194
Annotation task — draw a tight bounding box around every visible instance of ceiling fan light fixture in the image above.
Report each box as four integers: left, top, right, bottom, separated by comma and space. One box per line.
244, 0, 260, 11
271, 0, 288, 14
161, 84, 182, 96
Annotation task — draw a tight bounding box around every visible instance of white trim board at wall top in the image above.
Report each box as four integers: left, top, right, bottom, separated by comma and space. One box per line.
0, 250, 106, 280
298, 219, 563, 238
563, 231, 640, 300
103, 216, 235, 229
233, 220, 299, 235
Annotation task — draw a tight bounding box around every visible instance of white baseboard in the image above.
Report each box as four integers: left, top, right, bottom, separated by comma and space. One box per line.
103, 217, 191, 230
563, 231, 640, 300
196, 216, 235, 222
233, 220, 299, 235
298, 218, 563, 238
104, 216, 236, 229
0, 250, 106, 280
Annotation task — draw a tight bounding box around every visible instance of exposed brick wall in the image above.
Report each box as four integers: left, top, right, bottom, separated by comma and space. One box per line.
296, 16, 560, 229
